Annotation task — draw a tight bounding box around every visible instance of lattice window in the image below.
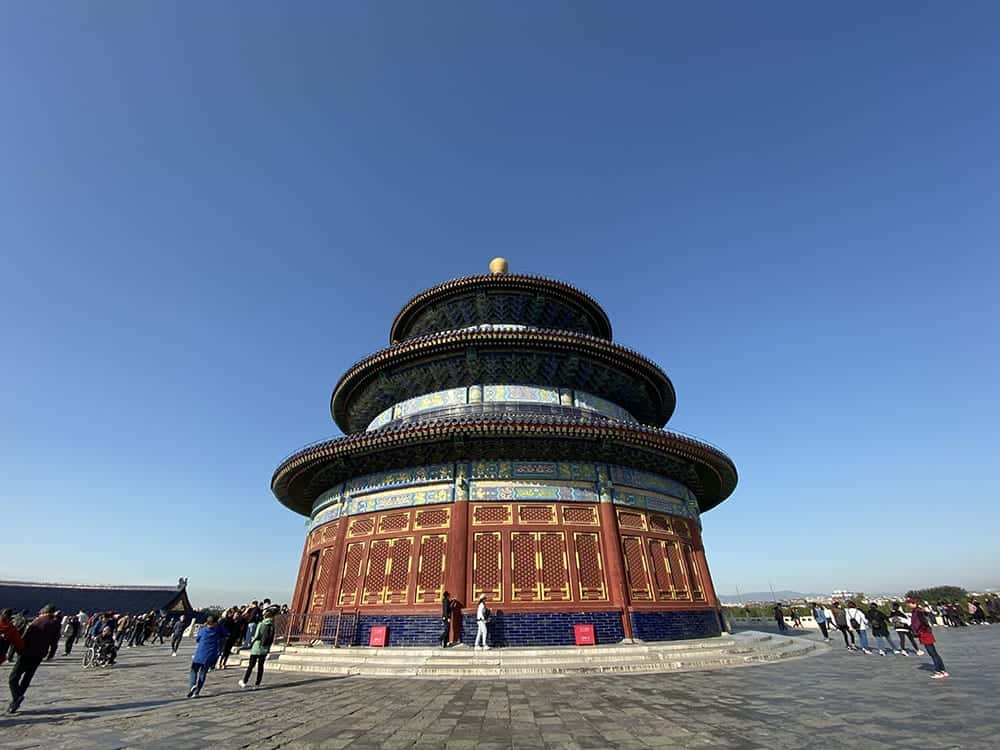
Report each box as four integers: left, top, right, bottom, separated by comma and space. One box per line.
349, 517, 375, 538
538, 532, 570, 601
309, 547, 334, 612
647, 539, 675, 601
562, 505, 598, 526
338, 542, 366, 607
472, 504, 512, 526
384, 537, 413, 604
362, 539, 390, 605
683, 544, 705, 601
675, 519, 692, 538
510, 532, 539, 601
415, 534, 447, 602
414, 507, 450, 530
472, 532, 502, 602
617, 511, 647, 530
573, 533, 607, 600
622, 535, 652, 601
664, 540, 690, 600
518, 504, 556, 524
378, 513, 410, 534
649, 514, 672, 534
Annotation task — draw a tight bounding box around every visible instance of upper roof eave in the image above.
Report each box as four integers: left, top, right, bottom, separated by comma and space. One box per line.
389, 273, 614, 343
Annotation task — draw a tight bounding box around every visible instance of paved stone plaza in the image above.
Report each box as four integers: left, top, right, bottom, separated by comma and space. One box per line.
2, 626, 997, 749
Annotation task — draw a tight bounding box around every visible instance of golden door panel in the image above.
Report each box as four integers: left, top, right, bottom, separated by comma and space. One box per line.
338, 541, 366, 607
573, 532, 608, 601
538, 532, 571, 601
384, 537, 413, 604
622, 535, 652, 601
664, 540, 690, 600
472, 531, 503, 602
362, 539, 391, 605
415, 534, 447, 603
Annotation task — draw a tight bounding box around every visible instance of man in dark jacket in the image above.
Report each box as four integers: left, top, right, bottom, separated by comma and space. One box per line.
8, 605, 61, 714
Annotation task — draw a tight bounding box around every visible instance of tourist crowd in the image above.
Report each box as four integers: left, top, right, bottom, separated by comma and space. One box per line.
0, 597, 289, 714
770, 595, 1000, 680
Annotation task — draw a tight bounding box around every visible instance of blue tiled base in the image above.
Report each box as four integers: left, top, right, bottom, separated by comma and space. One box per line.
315, 609, 721, 647
629, 609, 722, 641
459, 610, 625, 647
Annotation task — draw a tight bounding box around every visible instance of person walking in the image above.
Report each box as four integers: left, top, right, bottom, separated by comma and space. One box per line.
474, 594, 491, 650
218, 609, 241, 669
0, 609, 25, 667
170, 615, 187, 656
239, 607, 276, 689
188, 615, 227, 698
845, 601, 872, 654
439, 591, 452, 648
243, 601, 262, 649
773, 603, 787, 632
890, 602, 923, 655
909, 600, 948, 679
811, 603, 830, 641
64, 614, 81, 656
8, 605, 61, 714
831, 602, 855, 649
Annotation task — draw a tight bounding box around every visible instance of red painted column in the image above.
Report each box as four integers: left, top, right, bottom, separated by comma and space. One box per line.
597, 467, 633, 641
444, 464, 470, 643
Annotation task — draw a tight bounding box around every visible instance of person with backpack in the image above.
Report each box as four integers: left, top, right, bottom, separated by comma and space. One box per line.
845, 601, 872, 654
867, 603, 901, 655
239, 607, 276, 689
831, 602, 855, 649
890, 602, 923, 655
909, 600, 948, 679
474, 594, 491, 650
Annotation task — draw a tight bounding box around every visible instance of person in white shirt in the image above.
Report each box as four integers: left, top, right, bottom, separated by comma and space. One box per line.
845, 601, 872, 654
474, 594, 490, 650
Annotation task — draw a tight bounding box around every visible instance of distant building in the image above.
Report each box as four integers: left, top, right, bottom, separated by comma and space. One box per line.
831, 590, 863, 601
0, 580, 196, 616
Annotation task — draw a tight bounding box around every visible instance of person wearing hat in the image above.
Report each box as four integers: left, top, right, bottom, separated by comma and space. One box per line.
239, 606, 277, 689
8, 604, 60, 714
474, 594, 491, 650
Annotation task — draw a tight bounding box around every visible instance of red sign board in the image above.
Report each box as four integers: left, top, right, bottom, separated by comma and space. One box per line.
368, 625, 388, 647
573, 624, 595, 646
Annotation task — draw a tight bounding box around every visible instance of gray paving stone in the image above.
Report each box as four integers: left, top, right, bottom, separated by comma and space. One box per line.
1, 627, 998, 748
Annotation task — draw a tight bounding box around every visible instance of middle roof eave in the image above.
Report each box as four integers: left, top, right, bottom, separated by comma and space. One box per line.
329, 328, 676, 433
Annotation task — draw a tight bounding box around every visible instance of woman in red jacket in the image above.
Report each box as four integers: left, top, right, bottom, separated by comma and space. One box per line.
909, 600, 948, 679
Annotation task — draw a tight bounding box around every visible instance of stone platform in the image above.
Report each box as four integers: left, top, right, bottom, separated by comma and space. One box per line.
229, 631, 815, 678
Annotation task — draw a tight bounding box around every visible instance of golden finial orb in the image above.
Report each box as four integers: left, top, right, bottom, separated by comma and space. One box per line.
488, 257, 509, 275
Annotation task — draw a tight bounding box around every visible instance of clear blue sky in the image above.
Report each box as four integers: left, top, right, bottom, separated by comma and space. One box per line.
2, 3, 997, 606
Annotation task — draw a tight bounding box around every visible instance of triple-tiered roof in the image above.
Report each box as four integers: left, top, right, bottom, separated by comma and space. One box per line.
272, 259, 736, 517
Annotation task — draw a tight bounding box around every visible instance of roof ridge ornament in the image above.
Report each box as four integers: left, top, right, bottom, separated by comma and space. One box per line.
488, 257, 509, 275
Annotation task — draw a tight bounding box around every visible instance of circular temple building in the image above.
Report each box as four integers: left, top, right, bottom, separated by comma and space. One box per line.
273, 260, 737, 647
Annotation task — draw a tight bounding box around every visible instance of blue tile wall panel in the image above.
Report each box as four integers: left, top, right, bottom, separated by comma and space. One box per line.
459, 611, 625, 647
342, 615, 444, 647
316, 609, 720, 647
629, 609, 722, 642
